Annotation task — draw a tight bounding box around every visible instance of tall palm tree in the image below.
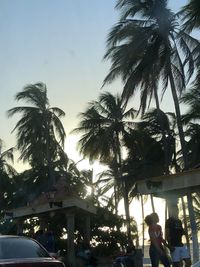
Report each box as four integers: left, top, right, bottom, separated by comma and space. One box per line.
7, 83, 66, 187
73, 91, 136, 244
104, 0, 200, 261
104, 0, 200, 168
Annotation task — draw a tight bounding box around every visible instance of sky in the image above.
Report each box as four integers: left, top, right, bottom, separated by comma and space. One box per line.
0, 0, 188, 171
0, 0, 190, 243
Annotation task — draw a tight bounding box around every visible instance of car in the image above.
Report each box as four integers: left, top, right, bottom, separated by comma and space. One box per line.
0, 235, 65, 267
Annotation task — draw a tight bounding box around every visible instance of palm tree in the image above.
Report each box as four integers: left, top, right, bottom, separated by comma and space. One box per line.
73, 91, 136, 244
181, 0, 200, 32
0, 139, 17, 210
104, 0, 200, 168
180, 77, 200, 124
7, 82, 66, 187
183, 123, 200, 168
103, 0, 200, 261
0, 139, 16, 177
79, 169, 95, 201
139, 109, 178, 173
180, 80, 200, 168
95, 166, 121, 215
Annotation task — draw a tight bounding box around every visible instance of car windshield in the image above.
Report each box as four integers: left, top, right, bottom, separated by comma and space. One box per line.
0, 238, 50, 259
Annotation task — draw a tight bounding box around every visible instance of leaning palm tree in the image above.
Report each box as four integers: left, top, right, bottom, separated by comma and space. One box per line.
104, 0, 200, 261
7, 83, 66, 187
73, 91, 136, 244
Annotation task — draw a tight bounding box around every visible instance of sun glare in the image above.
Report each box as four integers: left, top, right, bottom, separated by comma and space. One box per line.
64, 134, 107, 175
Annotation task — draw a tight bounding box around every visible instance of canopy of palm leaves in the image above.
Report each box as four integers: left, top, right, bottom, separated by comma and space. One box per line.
180, 80, 200, 168
73, 91, 136, 163
104, 0, 200, 114
0, 139, 17, 177
7, 83, 66, 167
181, 77, 200, 124
181, 0, 200, 32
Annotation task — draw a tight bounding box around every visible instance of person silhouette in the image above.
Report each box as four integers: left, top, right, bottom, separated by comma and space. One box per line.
165, 204, 191, 267
145, 213, 171, 267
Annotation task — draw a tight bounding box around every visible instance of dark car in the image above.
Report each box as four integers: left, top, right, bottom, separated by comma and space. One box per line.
0, 235, 65, 267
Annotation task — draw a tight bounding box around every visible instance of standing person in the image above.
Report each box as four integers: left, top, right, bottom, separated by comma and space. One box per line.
45, 230, 56, 253
35, 229, 46, 248
165, 204, 191, 267
145, 213, 171, 267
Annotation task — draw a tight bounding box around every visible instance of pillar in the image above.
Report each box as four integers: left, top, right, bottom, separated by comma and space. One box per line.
16, 219, 24, 235
165, 193, 179, 217
66, 213, 75, 267
39, 216, 47, 231
83, 214, 91, 246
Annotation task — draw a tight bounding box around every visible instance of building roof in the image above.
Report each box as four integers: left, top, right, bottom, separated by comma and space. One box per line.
4, 177, 96, 219
136, 167, 200, 197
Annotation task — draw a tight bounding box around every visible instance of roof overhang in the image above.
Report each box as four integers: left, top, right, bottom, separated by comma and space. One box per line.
5, 196, 96, 219
137, 168, 200, 198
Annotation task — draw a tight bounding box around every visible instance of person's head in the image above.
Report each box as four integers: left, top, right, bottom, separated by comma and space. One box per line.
150, 212, 159, 223
126, 246, 132, 254
144, 214, 153, 226
169, 204, 179, 218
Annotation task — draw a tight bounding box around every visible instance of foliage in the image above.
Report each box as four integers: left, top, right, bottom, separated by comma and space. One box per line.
90, 207, 136, 256
181, 0, 200, 32
73, 92, 136, 163
180, 78, 200, 168
104, 0, 200, 114
7, 83, 66, 186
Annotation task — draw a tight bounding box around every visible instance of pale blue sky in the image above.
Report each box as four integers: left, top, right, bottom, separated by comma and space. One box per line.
0, 0, 188, 170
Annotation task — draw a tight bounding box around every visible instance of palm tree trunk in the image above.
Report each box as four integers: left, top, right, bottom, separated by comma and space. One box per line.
114, 184, 119, 215
115, 133, 132, 245
164, 200, 168, 239
187, 192, 199, 262
154, 88, 170, 174
168, 69, 188, 169
150, 194, 155, 213
169, 67, 199, 262
113, 162, 120, 215
141, 194, 145, 252
90, 169, 95, 203
154, 86, 160, 110
181, 196, 190, 251
45, 117, 55, 187
123, 177, 132, 245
